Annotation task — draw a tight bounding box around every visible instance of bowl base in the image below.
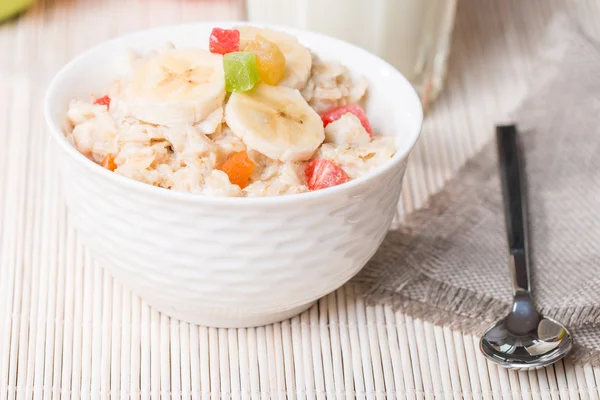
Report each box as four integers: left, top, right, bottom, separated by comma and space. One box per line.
142, 298, 317, 328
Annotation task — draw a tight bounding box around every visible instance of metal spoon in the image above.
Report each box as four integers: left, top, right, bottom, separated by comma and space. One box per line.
479, 124, 573, 370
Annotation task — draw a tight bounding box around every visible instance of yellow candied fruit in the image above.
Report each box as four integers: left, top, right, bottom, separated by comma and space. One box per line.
244, 35, 286, 86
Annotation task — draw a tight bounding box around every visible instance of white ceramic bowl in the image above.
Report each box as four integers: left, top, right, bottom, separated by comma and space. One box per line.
44, 22, 423, 328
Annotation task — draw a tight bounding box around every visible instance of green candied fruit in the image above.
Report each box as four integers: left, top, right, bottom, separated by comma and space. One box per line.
223, 52, 261, 93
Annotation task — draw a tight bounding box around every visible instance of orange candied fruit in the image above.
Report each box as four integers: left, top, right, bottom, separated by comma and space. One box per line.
219, 151, 254, 189
101, 154, 117, 171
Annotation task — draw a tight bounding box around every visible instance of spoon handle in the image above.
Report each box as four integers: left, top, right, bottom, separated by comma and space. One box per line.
496, 125, 530, 294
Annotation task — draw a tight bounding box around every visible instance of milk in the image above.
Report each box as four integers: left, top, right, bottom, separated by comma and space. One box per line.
243, 0, 457, 105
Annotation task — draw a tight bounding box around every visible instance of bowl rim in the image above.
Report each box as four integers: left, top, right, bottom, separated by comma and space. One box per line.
44, 21, 423, 207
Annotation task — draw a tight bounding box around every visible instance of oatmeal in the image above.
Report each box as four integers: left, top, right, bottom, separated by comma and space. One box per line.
64, 26, 397, 197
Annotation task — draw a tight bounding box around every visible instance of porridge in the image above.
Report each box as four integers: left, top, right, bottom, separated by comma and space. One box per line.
64, 26, 397, 197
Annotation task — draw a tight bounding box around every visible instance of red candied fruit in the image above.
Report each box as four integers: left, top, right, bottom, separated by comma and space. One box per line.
209, 28, 241, 55
321, 104, 373, 136
94, 95, 111, 109
305, 159, 349, 191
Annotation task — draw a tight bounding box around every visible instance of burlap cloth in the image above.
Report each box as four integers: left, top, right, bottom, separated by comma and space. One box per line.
354, 15, 600, 364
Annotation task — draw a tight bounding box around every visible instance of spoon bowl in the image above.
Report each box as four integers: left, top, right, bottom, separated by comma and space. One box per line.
480, 314, 573, 370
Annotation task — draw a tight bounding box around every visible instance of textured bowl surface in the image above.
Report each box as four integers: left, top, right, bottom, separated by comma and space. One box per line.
44, 21, 423, 327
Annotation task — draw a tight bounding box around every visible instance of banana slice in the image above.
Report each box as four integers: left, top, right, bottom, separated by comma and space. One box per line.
125, 48, 225, 127
236, 26, 312, 90
225, 83, 325, 162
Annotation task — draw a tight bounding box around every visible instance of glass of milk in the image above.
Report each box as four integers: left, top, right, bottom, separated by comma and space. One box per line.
240, 0, 457, 110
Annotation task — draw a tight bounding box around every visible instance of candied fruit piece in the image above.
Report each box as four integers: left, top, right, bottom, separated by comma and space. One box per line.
209, 28, 240, 55
223, 52, 261, 92
94, 95, 111, 109
219, 151, 254, 189
305, 159, 349, 191
321, 104, 373, 136
101, 154, 117, 171
244, 35, 286, 86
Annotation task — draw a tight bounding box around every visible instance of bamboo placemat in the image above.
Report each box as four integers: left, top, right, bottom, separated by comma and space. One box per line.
1, 0, 600, 398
